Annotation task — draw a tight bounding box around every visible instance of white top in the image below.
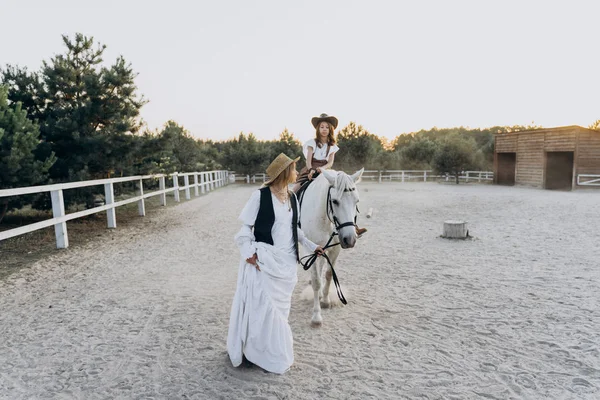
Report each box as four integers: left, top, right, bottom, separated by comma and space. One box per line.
302, 138, 340, 161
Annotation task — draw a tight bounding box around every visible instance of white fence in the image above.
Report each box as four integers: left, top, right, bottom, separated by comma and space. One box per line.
230, 170, 494, 184
362, 170, 494, 183
0, 170, 229, 249
230, 173, 268, 184
577, 174, 600, 186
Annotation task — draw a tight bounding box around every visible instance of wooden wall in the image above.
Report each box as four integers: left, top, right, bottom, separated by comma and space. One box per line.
495, 127, 600, 189
576, 131, 600, 175
516, 132, 545, 187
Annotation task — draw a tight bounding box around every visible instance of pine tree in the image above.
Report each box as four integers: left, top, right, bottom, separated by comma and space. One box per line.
0, 86, 56, 222
269, 128, 302, 160
336, 122, 384, 170
39, 34, 147, 182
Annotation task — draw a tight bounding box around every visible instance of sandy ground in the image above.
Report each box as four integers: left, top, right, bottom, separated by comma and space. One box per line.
0, 181, 599, 400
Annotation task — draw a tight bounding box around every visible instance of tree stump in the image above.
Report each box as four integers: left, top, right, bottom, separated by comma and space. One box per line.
442, 220, 469, 239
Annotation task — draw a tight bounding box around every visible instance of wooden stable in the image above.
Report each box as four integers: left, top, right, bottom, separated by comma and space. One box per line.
494, 126, 600, 190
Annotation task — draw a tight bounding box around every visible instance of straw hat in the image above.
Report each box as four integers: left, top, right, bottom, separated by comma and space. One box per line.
265, 153, 300, 185
311, 113, 338, 129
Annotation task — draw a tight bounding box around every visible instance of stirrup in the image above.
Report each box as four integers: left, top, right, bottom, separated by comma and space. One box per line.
356, 227, 367, 238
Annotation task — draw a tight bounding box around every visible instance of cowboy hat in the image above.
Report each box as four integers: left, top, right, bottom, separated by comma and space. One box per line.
265, 153, 300, 185
311, 113, 338, 129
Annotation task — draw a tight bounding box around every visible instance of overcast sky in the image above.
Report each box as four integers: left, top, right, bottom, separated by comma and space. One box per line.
1, 0, 599, 143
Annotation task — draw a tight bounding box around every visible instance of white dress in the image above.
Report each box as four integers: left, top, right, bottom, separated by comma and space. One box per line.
302, 138, 340, 161
227, 189, 318, 374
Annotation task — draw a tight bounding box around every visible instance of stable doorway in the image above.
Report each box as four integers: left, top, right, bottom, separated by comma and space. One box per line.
545, 151, 574, 190
497, 153, 516, 185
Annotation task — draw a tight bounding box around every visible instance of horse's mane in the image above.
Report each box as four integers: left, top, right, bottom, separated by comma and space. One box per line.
331, 171, 359, 201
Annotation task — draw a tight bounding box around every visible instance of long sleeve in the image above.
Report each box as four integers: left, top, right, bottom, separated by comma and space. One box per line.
297, 226, 318, 252
234, 190, 261, 260
292, 191, 318, 252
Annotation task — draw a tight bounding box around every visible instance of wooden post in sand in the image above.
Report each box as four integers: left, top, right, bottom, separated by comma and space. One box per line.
442, 220, 469, 239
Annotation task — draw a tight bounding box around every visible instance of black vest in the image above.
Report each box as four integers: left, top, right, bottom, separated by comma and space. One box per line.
254, 186, 299, 261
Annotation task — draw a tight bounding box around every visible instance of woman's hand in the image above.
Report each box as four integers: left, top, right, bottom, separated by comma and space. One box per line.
246, 253, 260, 271
316, 167, 322, 173
308, 169, 316, 180
314, 246, 324, 256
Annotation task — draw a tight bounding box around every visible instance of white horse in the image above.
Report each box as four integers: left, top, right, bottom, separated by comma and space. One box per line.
298, 168, 364, 327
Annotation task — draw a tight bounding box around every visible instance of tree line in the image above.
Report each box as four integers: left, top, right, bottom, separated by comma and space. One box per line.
1, 33, 542, 220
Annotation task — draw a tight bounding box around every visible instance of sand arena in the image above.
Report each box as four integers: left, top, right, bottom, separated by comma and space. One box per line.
0, 182, 598, 399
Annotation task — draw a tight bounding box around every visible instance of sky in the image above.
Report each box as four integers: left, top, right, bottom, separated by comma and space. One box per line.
1, 0, 599, 143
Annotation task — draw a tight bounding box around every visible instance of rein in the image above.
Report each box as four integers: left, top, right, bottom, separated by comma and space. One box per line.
300, 230, 347, 305
299, 185, 359, 306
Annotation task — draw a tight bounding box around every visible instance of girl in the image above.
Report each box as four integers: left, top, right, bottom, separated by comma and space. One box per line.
294, 113, 367, 237
294, 113, 339, 190
227, 153, 324, 374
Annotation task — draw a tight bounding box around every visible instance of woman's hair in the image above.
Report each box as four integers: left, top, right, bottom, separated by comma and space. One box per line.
266, 162, 296, 187
314, 122, 336, 148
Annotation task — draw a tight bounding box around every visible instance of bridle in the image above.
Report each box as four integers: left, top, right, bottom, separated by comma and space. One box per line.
326, 185, 359, 232
299, 184, 360, 305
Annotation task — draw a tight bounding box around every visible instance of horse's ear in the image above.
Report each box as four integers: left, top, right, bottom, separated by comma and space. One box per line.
351, 168, 364, 184
322, 169, 337, 185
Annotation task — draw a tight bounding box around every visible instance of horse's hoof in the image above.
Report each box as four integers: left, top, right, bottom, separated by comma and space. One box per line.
310, 320, 322, 328
320, 301, 331, 309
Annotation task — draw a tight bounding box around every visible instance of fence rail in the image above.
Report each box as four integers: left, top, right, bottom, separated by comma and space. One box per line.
577, 174, 600, 186
362, 170, 494, 183
0, 170, 229, 248
229, 173, 268, 184
230, 170, 494, 184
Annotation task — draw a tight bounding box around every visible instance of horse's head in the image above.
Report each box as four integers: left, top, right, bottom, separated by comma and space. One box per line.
322, 168, 364, 249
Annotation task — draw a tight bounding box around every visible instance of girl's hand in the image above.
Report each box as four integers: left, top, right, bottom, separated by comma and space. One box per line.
316, 167, 322, 173
246, 253, 260, 271
308, 169, 315, 180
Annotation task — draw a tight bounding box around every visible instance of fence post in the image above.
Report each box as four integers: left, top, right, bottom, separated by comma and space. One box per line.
478, 172, 482, 183
173, 174, 180, 202
246, 175, 250, 184
137, 179, 145, 216
402, 171, 405, 183
183, 175, 190, 200
424, 171, 427, 182
104, 183, 117, 228
378, 171, 382, 183
194, 173, 199, 196
50, 189, 69, 249
159, 176, 166, 206
200, 172, 206, 194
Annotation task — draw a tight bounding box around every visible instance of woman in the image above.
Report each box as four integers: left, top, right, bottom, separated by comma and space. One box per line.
227, 153, 324, 374
293, 113, 367, 237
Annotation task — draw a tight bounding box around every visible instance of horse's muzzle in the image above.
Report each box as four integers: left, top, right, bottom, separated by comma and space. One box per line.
339, 232, 357, 249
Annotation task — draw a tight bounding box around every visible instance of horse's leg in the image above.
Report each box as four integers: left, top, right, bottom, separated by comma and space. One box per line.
310, 262, 323, 327
321, 249, 340, 308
